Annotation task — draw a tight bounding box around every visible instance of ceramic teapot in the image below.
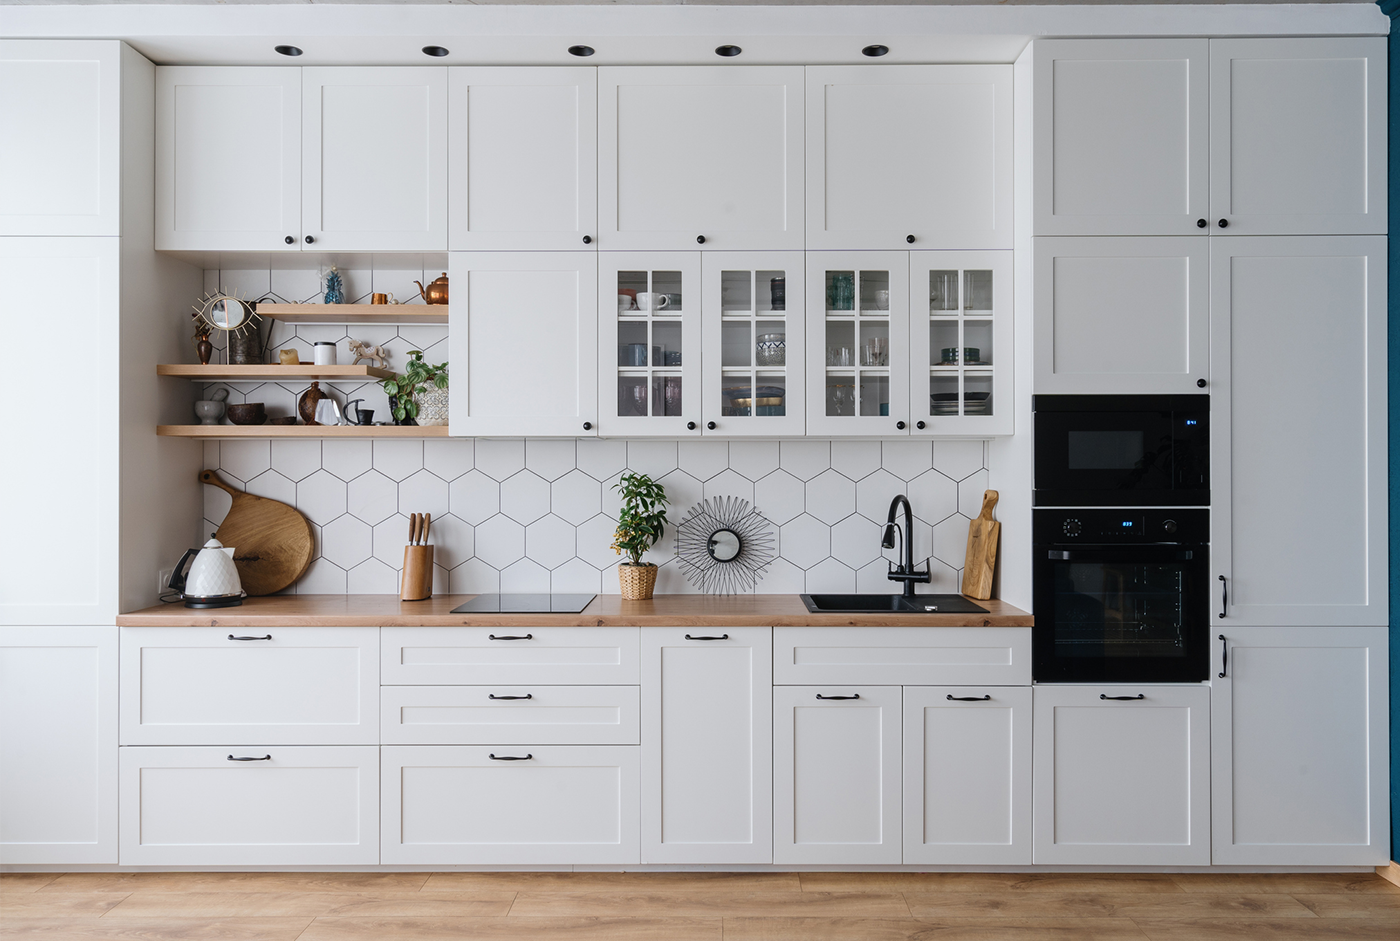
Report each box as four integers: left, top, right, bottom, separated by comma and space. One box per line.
414, 273, 449, 305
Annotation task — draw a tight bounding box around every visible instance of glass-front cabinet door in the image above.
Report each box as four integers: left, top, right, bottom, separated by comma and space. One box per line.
598, 253, 702, 436
702, 252, 806, 436
805, 252, 910, 437
909, 251, 1012, 436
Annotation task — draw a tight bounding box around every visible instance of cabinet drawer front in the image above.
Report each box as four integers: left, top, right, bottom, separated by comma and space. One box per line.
774, 627, 1031, 686
120, 628, 379, 745
118, 746, 379, 866
382, 745, 640, 864
382, 627, 639, 685
382, 686, 639, 745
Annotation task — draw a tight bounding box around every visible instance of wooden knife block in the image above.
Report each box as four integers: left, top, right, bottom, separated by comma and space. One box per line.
401, 545, 434, 601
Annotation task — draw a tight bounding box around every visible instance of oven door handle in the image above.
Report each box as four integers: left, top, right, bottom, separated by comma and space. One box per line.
1046, 548, 1195, 562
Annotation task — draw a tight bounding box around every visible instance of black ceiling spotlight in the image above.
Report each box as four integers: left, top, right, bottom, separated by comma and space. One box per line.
862, 44, 890, 58
422, 46, 450, 58
274, 45, 303, 57
568, 45, 595, 57
715, 45, 743, 57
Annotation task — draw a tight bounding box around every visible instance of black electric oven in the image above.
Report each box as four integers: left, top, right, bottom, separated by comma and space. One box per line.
1034, 395, 1209, 507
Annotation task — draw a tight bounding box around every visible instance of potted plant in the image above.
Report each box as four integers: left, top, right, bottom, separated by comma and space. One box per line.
379, 351, 448, 426
611, 471, 669, 600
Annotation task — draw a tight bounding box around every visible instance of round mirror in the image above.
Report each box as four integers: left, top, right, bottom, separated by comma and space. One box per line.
207, 297, 249, 330
707, 529, 742, 563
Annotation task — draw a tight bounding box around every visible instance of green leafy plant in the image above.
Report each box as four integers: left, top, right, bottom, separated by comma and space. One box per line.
380, 350, 448, 422
611, 472, 669, 567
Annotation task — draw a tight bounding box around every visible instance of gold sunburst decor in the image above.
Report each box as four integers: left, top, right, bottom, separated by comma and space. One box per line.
675, 496, 776, 595
191, 290, 263, 338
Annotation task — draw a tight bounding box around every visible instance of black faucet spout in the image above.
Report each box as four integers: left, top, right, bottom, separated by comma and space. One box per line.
885, 494, 931, 598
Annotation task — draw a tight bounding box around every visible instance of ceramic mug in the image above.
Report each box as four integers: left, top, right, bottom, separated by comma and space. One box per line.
617, 294, 633, 313
371, 292, 395, 305
636, 292, 670, 312
662, 293, 682, 308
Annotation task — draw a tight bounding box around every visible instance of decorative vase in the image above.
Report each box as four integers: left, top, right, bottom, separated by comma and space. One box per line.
298, 381, 327, 425
412, 387, 449, 426
324, 266, 344, 305
195, 335, 213, 365
618, 562, 658, 601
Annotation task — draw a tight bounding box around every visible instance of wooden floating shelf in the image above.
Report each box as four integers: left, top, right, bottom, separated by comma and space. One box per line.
157, 364, 395, 381
158, 425, 449, 438
256, 303, 449, 324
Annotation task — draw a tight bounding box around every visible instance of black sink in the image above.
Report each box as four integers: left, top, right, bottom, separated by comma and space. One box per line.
800, 593, 988, 614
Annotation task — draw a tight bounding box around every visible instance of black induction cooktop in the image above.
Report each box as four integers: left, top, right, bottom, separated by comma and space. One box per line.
450, 593, 597, 614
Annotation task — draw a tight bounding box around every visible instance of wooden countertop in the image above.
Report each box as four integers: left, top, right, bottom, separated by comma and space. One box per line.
117, 594, 1032, 628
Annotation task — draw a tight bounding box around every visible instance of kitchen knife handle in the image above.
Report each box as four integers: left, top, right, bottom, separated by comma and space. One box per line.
422, 514, 431, 544
946, 694, 992, 702
815, 693, 861, 701
228, 635, 273, 641
408, 513, 417, 545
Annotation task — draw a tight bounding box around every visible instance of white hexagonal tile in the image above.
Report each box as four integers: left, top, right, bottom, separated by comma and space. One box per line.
626, 440, 677, 479
293, 323, 347, 346
256, 383, 301, 422
907, 469, 960, 527
500, 470, 550, 525
907, 517, 935, 572
474, 515, 525, 569
347, 557, 398, 594
270, 440, 322, 482
474, 438, 525, 481
323, 440, 373, 481
780, 514, 831, 570
449, 470, 500, 525
427, 515, 473, 569
882, 440, 933, 482
220, 440, 270, 484
703, 469, 753, 506
551, 558, 602, 593
423, 438, 474, 481
346, 470, 398, 525
373, 514, 412, 568
378, 335, 422, 374
245, 469, 296, 506
677, 440, 728, 481
400, 469, 451, 520
831, 514, 881, 568
320, 515, 372, 569
203, 440, 220, 470
451, 558, 499, 594
395, 323, 449, 349
805, 557, 855, 593
204, 486, 232, 528
933, 514, 971, 570
433, 562, 450, 596
958, 469, 991, 518
600, 473, 624, 520
525, 439, 576, 481
296, 557, 346, 593
270, 266, 319, 303
754, 469, 805, 526
654, 559, 699, 595
296, 470, 347, 526
501, 557, 550, 592
728, 441, 779, 481
854, 469, 905, 525
576, 438, 628, 481
657, 469, 703, 521
831, 441, 881, 482
373, 440, 423, 481
576, 514, 623, 569
933, 439, 985, 481
857, 559, 896, 594
525, 514, 576, 570
805, 470, 856, 525
759, 557, 805, 593
552, 471, 602, 525
780, 440, 829, 481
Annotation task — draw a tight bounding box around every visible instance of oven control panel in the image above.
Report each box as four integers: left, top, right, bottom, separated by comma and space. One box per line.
1033, 508, 1208, 543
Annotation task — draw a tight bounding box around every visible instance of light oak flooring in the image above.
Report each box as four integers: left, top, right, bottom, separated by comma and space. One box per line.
2, 870, 1398, 940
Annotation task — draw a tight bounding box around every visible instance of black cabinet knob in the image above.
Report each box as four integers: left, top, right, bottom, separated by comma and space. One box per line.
305, 235, 315, 243
696, 235, 706, 244
1196, 219, 1207, 229
284, 235, 295, 245
1196, 378, 1207, 388
582, 421, 592, 430
1217, 219, 1229, 229
916, 421, 926, 430
896, 421, 906, 430
686, 421, 697, 430
582, 235, 592, 244
706, 421, 717, 430
906, 234, 915, 243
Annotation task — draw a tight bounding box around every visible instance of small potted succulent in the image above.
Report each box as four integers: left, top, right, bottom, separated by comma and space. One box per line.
380, 350, 448, 426
611, 471, 669, 600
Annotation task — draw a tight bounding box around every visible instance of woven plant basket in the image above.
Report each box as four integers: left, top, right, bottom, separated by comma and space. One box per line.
618, 563, 659, 600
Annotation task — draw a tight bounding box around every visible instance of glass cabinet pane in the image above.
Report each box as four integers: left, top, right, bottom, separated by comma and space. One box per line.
616, 268, 684, 417
715, 266, 793, 429
929, 270, 959, 312
826, 271, 855, 311
915, 256, 1004, 431
965, 270, 993, 311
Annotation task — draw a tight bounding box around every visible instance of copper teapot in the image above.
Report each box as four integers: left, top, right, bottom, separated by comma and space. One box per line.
414, 273, 449, 305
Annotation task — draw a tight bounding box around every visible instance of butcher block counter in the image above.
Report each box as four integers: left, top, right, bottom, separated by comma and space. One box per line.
117, 593, 1032, 628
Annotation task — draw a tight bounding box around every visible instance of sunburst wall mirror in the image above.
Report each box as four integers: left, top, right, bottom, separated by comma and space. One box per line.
192, 290, 266, 365
675, 496, 776, 595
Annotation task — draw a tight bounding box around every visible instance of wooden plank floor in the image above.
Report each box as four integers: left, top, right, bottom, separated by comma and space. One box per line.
2, 871, 1397, 940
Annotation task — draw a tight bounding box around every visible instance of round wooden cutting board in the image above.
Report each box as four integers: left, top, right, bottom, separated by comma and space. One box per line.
200, 469, 314, 596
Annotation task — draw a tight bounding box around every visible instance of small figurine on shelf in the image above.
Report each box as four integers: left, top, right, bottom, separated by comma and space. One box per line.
323, 266, 344, 305
348, 338, 388, 370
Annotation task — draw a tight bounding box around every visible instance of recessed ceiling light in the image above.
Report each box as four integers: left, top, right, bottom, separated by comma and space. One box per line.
568, 45, 595, 57
274, 45, 303, 57
715, 45, 743, 58
422, 46, 450, 57
862, 45, 890, 58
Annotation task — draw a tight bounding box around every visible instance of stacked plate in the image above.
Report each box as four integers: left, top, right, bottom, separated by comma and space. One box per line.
931, 391, 991, 415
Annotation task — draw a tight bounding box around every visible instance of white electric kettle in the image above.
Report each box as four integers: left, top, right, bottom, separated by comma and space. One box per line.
167, 537, 245, 608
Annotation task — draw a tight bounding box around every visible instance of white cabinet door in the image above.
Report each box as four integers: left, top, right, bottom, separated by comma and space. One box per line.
383, 745, 640, 865
156, 66, 301, 251
0, 40, 121, 236
303, 67, 447, 252
1033, 685, 1210, 866
598, 252, 703, 436
120, 627, 380, 745
903, 686, 1031, 865
1210, 38, 1386, 236
1212, 627, 1389, 866
0, 627, 117, 865
1031, 40, 1209, 236
774, 627, 1032, 687
805, 251, 910, 437
642, 627, 772, 864
449, 67, 597, 252
1033, 237, 1209, 395
807, 66, 1012, 251
119, 745, 379, 866
448, 251, 598, 437
599, 67, 804, 251
1211, 237, 1387, 625
382, 685, 640, 746
774, 685, 901, 865
702, 252, 806, 437
382, 627, 640, 686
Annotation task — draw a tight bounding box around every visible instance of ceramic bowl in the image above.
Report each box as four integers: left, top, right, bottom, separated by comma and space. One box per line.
226, 403, 267, 425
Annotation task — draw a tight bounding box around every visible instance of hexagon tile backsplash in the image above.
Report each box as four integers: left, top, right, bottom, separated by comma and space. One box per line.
201, 438, 991, 595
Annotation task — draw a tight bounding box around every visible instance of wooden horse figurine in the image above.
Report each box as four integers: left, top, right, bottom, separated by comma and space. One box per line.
347, 338, 388, 370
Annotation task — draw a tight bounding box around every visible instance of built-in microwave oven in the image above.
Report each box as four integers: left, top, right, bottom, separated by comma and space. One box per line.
1034, 395, 1209, 507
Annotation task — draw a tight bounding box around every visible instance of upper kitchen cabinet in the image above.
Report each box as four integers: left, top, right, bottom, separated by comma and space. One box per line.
599, 67, 804, 252
303, 67, 447, 251
156, 67, 302, 252
1210, 38, 1386, 235
1031, 40, 1209, 237
806, 66, 1012, 251
448, 68, 596, 252
0, 41, 121, 236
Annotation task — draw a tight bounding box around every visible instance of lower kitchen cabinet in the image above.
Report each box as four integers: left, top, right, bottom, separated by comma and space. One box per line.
774, 685, 901, 864
381, 685, 640, 746
382, 745, 640, 865
118, 745, 379, 866
1211, 626, 1389, 865
903, 686, 1031, 865
1033, 685, 1210, 866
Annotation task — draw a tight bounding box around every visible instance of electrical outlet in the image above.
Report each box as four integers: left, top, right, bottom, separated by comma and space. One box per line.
158, 568, 174, 592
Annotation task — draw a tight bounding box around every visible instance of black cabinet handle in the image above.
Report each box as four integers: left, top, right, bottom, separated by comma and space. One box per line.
489, 633, 533, 641
1218, 634, 1228, 679
227, 754, 271, 761
489, 753, 533, 761
1218, 574, 1227, 619
1197, 378, 1207, 388
707, 421, 717, 430
906, 234, 915, 243
582, 235, 592, 244
685, 633, 729, 641
1196, 219, 1207, 229
896, 421, 906, 430
816, 693, 861, 700
687, 421, 697, 430
489, 693, 533, 700
228, 634, 272, 641
305, 235, 315, 243
1100, 694, 1146, 701
1217, 219, 1229, 229
582, 421, 592, 430
916, 421, 926, 430
696, 235, 706, 244
947, 694, 991, 701
284, 235, 295, 244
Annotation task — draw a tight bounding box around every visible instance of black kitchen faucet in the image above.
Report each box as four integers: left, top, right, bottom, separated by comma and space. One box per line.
883, 494, 931, 598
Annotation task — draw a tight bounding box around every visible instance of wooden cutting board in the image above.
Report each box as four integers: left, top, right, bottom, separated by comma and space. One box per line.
200, 469, 314, 596
961, 490, 1001, 601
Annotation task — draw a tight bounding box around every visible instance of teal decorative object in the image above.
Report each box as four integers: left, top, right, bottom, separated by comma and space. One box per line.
323, 266, 344, 305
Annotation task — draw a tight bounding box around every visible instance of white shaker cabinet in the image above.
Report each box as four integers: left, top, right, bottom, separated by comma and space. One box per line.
448, 252, 598, 437
642, 628, 772, 864
1211, 237, 1387, 625
448, 67, 597, 251
1033, 685, 1210, 866
1032, 237, 1210, 395
599, 67, 804, 252
0, 40, 121, 236
806, 66, 1012, 251
155, 66, 302, 251
302, 67, 447, 251
1210, 39, 1386, 235
0, 628, 117, 865
1212, 627, 1389, 866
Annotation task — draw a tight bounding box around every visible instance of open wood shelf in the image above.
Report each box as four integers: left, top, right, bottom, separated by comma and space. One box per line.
158, 425, 449, 438
256, 303, 448, 324
157, 364, 395, 381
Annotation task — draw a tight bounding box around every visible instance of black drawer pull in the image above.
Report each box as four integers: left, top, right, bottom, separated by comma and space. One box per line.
816, 693, 861, 700
228, 634, 272, 641
488, 634, 533, 641
1218, 574, 1227, 619
1218, 634, 1228, 678
227, 754, 271, 761
489, 753, 533, 761
1100, 694, 1146, 701
488, 693, 533, 701
684, 633, 729, 641
947, 694, 991, 702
